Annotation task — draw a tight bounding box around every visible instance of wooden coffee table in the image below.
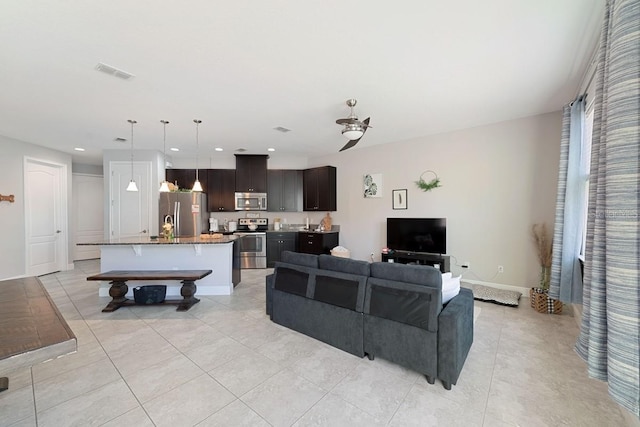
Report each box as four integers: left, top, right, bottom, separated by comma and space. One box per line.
86, 269, 212, 312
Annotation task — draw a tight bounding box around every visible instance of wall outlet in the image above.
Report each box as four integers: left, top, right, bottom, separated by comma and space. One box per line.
498, 265, 504, 273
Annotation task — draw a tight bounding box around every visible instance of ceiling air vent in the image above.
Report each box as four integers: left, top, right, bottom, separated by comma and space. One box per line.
95, 62, 135, 80
235, 148, 247, 152
273, 126, 291, 133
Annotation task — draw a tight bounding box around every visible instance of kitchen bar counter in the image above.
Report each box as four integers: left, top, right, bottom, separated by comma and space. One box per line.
78, 236, 240, 296
80, 235, 238, 245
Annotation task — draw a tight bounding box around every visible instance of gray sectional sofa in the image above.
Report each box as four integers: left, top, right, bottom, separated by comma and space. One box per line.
265, 251, 474, 390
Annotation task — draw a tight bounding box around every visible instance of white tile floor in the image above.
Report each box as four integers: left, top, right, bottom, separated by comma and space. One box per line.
0, 260, 635, 426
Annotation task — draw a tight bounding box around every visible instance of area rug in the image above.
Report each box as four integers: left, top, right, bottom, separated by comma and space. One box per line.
467, 283, 522, 307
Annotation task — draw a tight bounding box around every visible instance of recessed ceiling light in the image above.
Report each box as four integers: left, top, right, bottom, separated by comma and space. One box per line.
170, 147, 180, 152
74, 147, 85, 152
236, 148, 247, 152
267, 148, 275, 152
215, 147, 223, 152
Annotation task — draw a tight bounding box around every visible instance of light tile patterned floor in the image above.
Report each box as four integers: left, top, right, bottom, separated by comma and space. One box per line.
0, 260, 634, 426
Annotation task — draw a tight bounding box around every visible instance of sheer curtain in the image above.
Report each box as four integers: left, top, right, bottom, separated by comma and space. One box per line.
575, 0, 640, 418
549, 96, 587, 304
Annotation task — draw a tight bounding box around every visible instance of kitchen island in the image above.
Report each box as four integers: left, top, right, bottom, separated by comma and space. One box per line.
78, 235, 241, 296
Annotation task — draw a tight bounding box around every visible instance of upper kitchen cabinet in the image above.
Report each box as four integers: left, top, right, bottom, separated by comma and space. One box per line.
235, 154, 268, 192
206, 169, 236, 212
303, 166, 336, 211
267, 169, 303, 212
166, 169, 207, 192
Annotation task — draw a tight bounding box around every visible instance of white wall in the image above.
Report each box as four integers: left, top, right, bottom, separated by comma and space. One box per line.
312, 112, 562, 290
0, 136, 73, 280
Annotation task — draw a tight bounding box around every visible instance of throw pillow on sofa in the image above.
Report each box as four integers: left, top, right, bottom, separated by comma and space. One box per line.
442, 272, 461, 304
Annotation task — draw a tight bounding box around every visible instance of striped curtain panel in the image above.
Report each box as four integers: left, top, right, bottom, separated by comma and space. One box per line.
575, 0, 640, 418
549, 96, 586, 304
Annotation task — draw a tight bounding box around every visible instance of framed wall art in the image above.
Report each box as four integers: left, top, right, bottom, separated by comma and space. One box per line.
363, 173, 382, 198
392, 189, 407, 209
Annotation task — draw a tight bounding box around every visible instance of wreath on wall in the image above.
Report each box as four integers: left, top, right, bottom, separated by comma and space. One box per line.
415, 170, 441, 192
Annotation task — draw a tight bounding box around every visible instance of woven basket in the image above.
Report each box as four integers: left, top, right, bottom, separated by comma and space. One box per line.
529, 287, 563, 314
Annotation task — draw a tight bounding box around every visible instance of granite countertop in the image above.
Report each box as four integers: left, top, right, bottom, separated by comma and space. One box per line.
265, 229, 339, 234
78, 235, 238, 246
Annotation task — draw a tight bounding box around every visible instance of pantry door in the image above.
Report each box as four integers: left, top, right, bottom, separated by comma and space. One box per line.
109, 161, 152, 239
72, 173, 104, 260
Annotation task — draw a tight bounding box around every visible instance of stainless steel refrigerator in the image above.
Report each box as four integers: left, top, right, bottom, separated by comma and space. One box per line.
159, 192, 208, 237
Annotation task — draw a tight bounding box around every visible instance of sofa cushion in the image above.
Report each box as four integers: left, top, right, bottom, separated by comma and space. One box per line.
365, 277, 442, 332
314, 275, 360, 311
318, 254, 370, 276
370, 262, 442, 290
281, 251, 318, 268
273, 266, 311, 297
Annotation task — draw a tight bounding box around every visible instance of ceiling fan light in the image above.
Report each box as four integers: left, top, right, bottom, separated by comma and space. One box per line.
192, 179, 203, 192
342, 128, 364, 140
159, 180, 170, 192
126, 180, 138, 192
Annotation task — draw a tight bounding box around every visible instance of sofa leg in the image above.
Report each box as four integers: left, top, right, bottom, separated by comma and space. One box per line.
425, 375, 435, 384
366, 353, 374, 361
442, 381, 452, 390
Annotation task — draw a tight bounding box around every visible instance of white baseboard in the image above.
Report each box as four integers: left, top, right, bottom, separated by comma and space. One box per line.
461, 278, 530, 296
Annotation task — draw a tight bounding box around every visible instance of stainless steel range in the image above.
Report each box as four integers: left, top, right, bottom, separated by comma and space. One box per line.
235, 218, 268, 269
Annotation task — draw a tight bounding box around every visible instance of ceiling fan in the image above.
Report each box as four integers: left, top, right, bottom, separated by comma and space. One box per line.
336, 99, 371, 152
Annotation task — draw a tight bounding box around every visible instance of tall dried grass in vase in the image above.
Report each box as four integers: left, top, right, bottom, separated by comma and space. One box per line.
531, 223, 552, 290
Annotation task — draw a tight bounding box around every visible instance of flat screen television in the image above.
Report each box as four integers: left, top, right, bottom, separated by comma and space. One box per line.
386, 218, 446, 255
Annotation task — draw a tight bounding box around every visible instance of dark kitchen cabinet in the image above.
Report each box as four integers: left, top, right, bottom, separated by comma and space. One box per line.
297, 231, 339, 255
267, 232, 298, 267
235, 155, 268, 192
166, 169, 207, 192
267, 169, 303, 212
303, 166, 336, 211
206, 169, 236, 212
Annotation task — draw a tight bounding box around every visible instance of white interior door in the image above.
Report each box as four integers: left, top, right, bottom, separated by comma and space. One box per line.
72, 173, 104, 260
25, 158, 68, 276
110, 161, 152, 239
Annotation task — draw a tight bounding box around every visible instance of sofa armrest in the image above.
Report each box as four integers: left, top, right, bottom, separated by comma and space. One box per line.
265, 273, 274, 317
437, 287, 474, 388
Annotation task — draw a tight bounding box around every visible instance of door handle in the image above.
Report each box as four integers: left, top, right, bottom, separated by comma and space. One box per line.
56, 230, 61, 233
140, 229, 147, 234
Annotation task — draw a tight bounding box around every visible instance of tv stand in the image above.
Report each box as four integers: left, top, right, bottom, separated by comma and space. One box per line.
381, 251, 450, 273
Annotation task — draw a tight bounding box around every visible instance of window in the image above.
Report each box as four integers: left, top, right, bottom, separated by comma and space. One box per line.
579, 84, 596, 260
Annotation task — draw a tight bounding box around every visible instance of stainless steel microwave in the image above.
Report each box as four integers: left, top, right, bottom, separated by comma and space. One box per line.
235, 192, 267, 211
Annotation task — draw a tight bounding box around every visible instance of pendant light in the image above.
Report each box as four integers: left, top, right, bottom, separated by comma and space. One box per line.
192, 119, 203, 192
126, 119, 138, 192
159, 120, 171, 192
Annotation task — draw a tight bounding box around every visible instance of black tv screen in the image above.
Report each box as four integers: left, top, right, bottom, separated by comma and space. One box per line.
386, 218, 446, 254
